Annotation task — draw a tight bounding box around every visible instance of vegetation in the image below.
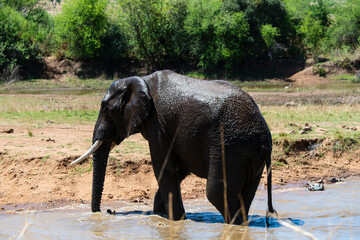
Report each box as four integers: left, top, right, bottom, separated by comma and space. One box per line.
0, 78, 358, 143
55, 0, 109, 59
1, 0, 360, 79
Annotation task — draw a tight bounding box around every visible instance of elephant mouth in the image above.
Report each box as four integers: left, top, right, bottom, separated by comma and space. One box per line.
70, 140, 118, 165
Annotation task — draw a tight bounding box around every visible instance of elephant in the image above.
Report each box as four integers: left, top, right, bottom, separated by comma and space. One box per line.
71, 70, 276, 224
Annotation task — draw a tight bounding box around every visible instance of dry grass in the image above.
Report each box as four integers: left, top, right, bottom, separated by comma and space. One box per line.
260, 104, 360, 140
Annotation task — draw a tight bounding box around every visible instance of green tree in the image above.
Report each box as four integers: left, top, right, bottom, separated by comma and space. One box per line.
260, 24, 280, 61
213, 11, 249, 69
327, 0, 360, 49
184, 0, 222, 69
118, 0, 165, 70
0, 1, 52, 80
223, 0, 294, 61
299, 13, 324, 60
56, 0, 108, 59
161, 0, 190, 63
118, 0, 189, 70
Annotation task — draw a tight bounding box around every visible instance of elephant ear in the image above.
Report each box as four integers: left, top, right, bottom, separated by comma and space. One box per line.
122, 77, 151, 138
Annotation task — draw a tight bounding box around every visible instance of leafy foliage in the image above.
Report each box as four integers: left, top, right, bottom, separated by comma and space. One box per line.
261, 24, 280, 50
327, 0, 360, 49
1, 0, 360, 78
0, 0, 52, 80
117, 0, 190, 70
117, 0, 168, 70
56, 0, 108, 59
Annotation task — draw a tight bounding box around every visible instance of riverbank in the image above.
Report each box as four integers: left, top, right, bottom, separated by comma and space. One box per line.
0, 71, 359, 213
0, 111, 359, 213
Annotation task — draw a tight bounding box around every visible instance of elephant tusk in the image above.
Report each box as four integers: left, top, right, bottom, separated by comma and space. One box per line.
70, 140, 103, 165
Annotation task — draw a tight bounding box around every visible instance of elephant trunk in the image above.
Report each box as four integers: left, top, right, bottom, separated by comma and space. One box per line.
91, 142, 111, 212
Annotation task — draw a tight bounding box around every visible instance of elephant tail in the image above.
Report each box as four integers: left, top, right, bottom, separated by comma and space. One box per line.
265, 149, 277, 223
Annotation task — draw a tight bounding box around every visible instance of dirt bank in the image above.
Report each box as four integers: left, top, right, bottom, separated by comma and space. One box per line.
0, 124, 359, 213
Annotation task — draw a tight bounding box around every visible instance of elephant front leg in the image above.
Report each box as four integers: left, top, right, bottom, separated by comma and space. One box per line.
156, 168, 186, 221
154, 167, 189, 215
150, 151, 186, 220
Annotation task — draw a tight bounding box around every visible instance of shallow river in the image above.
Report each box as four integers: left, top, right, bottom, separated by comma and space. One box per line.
1, 177, 359, 239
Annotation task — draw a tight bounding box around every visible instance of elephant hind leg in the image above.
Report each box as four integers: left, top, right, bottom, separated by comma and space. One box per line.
206, 148, 263, 224
240, 170, 263, 223
206, 172, 245, 224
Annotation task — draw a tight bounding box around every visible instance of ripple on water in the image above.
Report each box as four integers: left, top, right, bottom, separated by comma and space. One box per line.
1, 177, 360, 239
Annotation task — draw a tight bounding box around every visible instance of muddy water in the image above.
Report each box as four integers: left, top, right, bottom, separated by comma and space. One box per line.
1, 178, 359, 239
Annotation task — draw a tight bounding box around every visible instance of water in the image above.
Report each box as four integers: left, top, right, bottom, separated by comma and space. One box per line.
1, 178, 360, 239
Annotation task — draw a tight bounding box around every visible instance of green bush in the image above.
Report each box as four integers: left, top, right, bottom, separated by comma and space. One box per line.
0, 5, 44, 80
56, 0, 108, 59
117, 0, 190, 70
261, 24, 280, 50
327, 0, 360, 49
213, 11, 249, 69
99, 21, 128, 61
185, 0, 250, 70
118, 0, 169, 70
184, 0, 221, 69
3, 0, 360, 77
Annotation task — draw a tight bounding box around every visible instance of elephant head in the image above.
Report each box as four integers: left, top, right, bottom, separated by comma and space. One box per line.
71, 76, 151, 212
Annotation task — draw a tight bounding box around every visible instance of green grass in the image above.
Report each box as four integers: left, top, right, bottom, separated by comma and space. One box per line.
72, 161, 93, 175
41, 155, 50, 163
0, 77, 113, 94
117, 141, 149, 155
0, 93, 100, 125
330, 74, 355, 81
261, 105, 360, 141
1, 77, 359, 145
0, 109, 98, 125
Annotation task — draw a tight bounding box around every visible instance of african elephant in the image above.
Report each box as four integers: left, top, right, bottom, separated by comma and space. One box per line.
71, 70, 276, 224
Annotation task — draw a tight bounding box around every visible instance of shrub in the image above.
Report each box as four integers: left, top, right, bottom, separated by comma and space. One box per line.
0, 6, 42, 81
118, 0, 190, 70
185, 0, 250, 70
327, 0, 360, 49
56, 0, 108, 59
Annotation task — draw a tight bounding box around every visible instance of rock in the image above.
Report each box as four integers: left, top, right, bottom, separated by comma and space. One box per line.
285, 101, 297, 107
278, 158, 288, 165
300, 126, 312, 134
307, 183, 325, 191
288, 122, 298, 127
46, 138, 56, 143
317, 128, 327, 133
2, 128, 14, 134
328, 177, 339, 183
303, 127, 312, 131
